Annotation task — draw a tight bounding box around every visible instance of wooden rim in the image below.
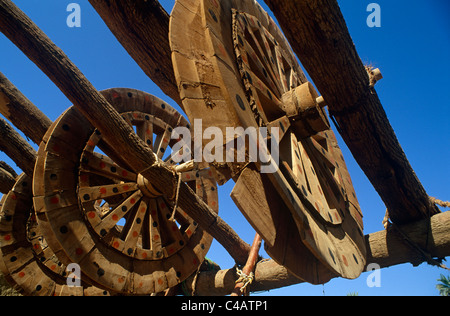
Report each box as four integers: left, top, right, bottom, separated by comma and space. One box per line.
0, 174, 109, 296
170, 0, 365, 282
32, 88, 218, 294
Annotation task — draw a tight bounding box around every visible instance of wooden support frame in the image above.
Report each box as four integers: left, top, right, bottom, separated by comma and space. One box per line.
89, 0, 440, 226
181, 211, 450, 296
0, 0, 251, 266
88, 0, 182, 108
0, 117, 36, 176
0, 71, 52, 145
0, 0, 448, 295
0, 161, 16, 194
263, 0, 440, 225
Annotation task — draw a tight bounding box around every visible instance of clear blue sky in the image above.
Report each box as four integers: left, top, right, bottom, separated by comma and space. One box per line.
0, 0, 448, 296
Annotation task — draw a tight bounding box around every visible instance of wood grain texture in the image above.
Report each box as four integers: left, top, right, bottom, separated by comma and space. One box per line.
0, 71, 52, 145
0, 163, 16, 194
264, 0, 439, 225
88, 0, 182, 107
182, 211, 450, 296
0, 0, 251, 266
0, 117, 36, 176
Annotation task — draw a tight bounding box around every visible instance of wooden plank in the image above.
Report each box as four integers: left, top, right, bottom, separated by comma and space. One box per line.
230, 165, 278, 247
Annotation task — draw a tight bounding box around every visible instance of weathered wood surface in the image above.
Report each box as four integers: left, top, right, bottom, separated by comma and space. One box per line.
0, 0, 251, 266
88, 0, 182, 108
0, 162, 16, 194
0, 117, 36, 176
263, 0, 439, 225
0, 71, 52, 145
89, 0, 438, 226
182, 211, 450, 296
231, 233, 262, 296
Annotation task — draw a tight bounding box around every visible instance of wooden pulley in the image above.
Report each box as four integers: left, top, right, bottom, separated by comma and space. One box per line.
0, 174, 109, 296
170, 0, 366, 284
32, 88, 219, 295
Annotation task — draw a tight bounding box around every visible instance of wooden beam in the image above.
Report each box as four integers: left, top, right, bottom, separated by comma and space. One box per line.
88, 0, 182, 108
0, 117, 36, 176
263, 0, 439, 225
0, 0, 251, 265
0, 71, 52, 145
0, 161, 16, 194
182, 211, 450, 296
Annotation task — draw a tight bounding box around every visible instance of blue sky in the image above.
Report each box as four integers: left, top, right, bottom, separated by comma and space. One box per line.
0, 0, 448, 296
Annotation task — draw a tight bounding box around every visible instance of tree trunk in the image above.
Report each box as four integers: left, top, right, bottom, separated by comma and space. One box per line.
182, 211, 450, 296
264, 0, 439, 225
88, 0, 182, 108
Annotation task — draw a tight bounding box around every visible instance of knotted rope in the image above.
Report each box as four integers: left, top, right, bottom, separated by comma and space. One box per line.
235, 267, 254, 294
382, 196, 450, 271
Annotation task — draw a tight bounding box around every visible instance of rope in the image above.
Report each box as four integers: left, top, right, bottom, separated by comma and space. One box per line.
169, 170, 182, 221
235, 267, 254, 294
382, 195, 450, 271
392, 220, 450, 272
430, 197, 450, 208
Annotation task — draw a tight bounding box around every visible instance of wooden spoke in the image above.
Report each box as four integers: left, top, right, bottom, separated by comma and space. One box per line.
78, 183, 139, 203
238, 26, 282, 97
80, 151, 137, 183
155, 125, 172, 159
33, 88, 218, 295
136, 117, 154, 150
0, 174, 109, 296
240, 15, 283, 96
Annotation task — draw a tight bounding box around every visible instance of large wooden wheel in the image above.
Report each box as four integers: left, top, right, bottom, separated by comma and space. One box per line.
171, 0, 365, 283
0, 174, 109, 296
32, 88, 218, 294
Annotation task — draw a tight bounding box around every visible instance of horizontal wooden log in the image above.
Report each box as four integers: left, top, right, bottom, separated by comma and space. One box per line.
0, 71, 52, 145
88, 0, 182, 108
264, 0, 440, 225
0, 116, 36, 176
182, 211, 450, 296
0, 0, 251, 265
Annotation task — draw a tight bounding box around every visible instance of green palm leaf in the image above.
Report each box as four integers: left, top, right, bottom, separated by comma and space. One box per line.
436, 274, 450, 296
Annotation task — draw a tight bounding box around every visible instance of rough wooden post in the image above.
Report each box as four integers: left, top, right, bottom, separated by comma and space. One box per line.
264, 0, 439, 224
88, 0, 182, 108
230, 233, 262, 296
0, 0, 251, 265
0, 161, 16, 194
0, 71, 52, 145
0, 117, 36, 176
182, 211, 450, 296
